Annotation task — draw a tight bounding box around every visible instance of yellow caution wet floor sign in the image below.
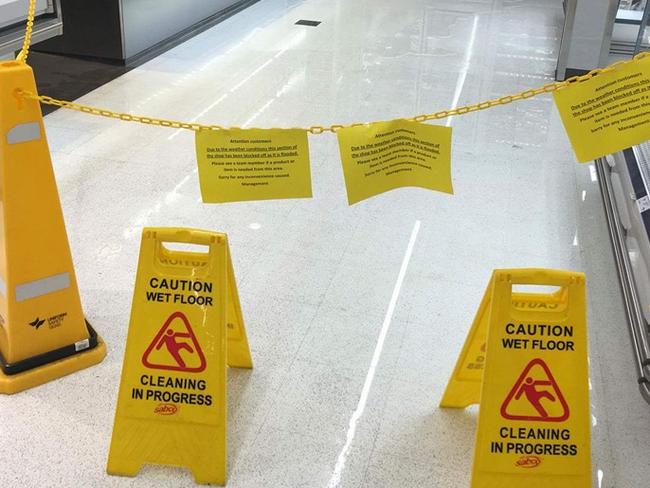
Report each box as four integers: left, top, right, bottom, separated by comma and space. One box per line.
107, 228, 252, 485
441, 269, 591, 488
0, 61, 105, 394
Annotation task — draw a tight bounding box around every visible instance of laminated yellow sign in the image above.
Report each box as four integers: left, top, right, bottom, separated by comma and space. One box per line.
441, 269, 591, 488
107, 227, 252, 485
337, 119, 453, 205
554, 55, 650, 162
195, 128, 312, 203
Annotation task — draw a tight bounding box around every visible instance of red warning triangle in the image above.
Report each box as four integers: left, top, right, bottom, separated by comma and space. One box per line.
142, 311, 206, 373
500, 358, 569, 422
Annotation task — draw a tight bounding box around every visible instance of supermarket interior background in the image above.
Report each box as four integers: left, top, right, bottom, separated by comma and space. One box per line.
2, 0, 650, 487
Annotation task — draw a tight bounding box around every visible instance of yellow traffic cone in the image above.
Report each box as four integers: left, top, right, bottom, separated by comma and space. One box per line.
0, 60, 105, 394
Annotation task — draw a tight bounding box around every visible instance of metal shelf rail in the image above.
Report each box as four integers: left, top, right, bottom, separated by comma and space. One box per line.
597, 150, 650, 404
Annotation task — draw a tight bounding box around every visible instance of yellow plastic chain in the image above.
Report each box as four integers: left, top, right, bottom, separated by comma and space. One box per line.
13, 0, 650, 134
15, 0, 36, 63
23, 94, 227, 131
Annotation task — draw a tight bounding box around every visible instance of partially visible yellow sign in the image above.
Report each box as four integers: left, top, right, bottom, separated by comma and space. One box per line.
441, 269, 591, 488
107, 227, 252, 485
337, 119, 453, 205
439, 284, 490, 409
554, 55, 650, 162
196, 128, 312, 203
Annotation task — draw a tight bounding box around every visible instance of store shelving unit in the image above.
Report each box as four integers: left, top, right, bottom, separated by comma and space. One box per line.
0, 0, 62, 58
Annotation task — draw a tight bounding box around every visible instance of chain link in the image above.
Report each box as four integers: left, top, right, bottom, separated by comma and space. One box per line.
16, 0, 36, 63
22, 93, 226, 131
14, 0, 650, 136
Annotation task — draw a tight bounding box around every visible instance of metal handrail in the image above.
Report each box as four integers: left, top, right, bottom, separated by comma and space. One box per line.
596, 157, 650, 404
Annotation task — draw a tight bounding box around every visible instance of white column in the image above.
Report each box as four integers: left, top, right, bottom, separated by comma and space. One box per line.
559, 0, 619, 78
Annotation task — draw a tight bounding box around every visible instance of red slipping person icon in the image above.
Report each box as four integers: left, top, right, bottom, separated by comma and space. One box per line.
515, 377, 556, 419
501, 358, 569, 422
142, 311, 206, 373
157, 328, 194, 369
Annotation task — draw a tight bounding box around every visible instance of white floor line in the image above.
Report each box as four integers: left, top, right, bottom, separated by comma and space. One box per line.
326, 220, 422, 488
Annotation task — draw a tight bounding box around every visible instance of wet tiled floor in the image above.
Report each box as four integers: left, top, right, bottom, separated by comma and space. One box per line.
1, 1, 648, 486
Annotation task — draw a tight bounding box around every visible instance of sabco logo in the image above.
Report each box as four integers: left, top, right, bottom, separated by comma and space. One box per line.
29, 317, 45, 330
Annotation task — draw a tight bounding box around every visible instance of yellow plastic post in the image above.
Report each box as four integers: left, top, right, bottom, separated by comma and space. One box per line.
442, 269, 591, 488
107, 227, 252, 485
0, 61, 105, 394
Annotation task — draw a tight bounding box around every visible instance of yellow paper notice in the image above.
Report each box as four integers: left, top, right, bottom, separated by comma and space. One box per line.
196, 128, 312, 203
554, 56, 650, 162
337, 119, 453, 205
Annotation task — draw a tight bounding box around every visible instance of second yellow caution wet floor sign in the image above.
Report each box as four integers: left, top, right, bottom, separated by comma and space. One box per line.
441, 269, 591, 488
107, 228, 252, 485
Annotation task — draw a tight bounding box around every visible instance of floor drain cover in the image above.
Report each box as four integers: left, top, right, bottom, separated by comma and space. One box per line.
295, 20, 321, 27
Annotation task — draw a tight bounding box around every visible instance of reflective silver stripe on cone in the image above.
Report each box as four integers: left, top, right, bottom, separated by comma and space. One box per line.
7, 122, 41, 144
0, 275, 6, 298
15, 272, 70, 302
